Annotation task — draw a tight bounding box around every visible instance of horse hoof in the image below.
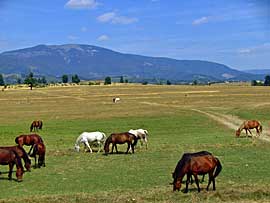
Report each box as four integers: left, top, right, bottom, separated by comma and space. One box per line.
17, 179, 23, 182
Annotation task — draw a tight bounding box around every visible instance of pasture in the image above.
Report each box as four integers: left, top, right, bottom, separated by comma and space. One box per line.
0, 84, 270, 203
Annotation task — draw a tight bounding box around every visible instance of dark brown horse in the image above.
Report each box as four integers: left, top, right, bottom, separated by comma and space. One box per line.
104, 132, 138, 155
30, 142, 46, 168
172, 151, 212, 184
15, 134, 43, 154
172, 153, 222, 193
0, 148, 24, 182
0, 146, 31, 171
30, 120, 43, 132
236, 120, 262, 137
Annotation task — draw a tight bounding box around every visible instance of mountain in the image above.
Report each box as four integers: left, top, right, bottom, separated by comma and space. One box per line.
0, 44, 262, 82
244, 69, 270, 75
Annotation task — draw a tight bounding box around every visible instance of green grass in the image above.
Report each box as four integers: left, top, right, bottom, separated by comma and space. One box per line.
0, 84, 270, 202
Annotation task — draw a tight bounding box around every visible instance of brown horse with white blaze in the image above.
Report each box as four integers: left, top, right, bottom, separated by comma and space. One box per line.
236, 120, 262, 137
0, 149, 24, 182
104, 132, 138, 155
172, 154, 222, 193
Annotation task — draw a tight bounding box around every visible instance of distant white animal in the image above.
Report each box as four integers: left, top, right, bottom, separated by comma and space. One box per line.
128, 129, 149, 149
74, 132, 107, 153
113, 97, 120, 103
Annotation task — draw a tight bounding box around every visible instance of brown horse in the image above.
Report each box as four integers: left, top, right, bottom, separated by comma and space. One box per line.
236, 120, 262, 137
30, 142, 46, 168
0, 146, 31, 171
172, 151, 212, 184
104, 132, 138, 155
0, 149, 24, 182
30, 120, 43, 132
172, 154, 222, 193
15, 134, 43, 154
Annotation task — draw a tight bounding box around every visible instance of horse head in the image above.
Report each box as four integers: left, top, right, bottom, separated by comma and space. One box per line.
235, 129, 241, 137
16, 167, 24, 182
173, 178, 181, 191
74, 144, 80, 152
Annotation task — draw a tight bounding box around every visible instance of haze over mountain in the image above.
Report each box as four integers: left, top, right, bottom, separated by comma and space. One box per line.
0, 44, 262, 82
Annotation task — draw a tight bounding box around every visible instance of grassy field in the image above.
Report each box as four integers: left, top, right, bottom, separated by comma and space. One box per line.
0, 84, 270, 203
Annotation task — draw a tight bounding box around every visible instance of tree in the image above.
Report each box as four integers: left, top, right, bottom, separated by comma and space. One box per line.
0, 74, 5, 86
62, 75, 68, 83
104, 76, 111, 85
251, 80, 257, 86
192, 80, 198, 85
120, 76, 124, 83
264, 75, 270, 86
24, 72, 37, 90
72, 74, 80, 84
166, 80, 171, 85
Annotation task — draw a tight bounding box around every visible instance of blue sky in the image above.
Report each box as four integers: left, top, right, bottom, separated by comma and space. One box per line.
0, 0, 269, 70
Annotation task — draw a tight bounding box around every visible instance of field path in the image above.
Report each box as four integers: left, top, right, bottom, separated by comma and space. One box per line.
140, 101, 270, 142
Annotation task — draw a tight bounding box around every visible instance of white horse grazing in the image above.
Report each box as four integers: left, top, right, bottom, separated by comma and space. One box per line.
128, 129, 149, 149
74, 132, 107, 153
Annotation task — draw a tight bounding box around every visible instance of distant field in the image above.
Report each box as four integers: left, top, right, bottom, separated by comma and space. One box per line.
0, 84, 270, 203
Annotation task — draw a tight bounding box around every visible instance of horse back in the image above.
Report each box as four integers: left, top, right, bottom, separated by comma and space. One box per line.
189, 155, 217, 174
0, 148, 16, 164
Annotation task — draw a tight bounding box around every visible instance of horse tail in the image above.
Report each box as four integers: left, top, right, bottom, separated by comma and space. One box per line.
30, 123, 34, 132
214, 158, 222, 178
39, 121, 43, 130
104, 135, 112, 154
131, 133, 138, 146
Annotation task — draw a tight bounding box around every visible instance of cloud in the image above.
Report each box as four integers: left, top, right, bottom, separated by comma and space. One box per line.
237, 43, 270, 54
65, 0, 99, 9
97, 35, 109, 41
81, 27, 88, 32
192, 16, 210, 25
97, 12, 138, 24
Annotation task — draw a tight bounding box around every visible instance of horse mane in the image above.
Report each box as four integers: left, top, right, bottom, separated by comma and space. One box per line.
104, 134, 112, 153
12, 150, 24, 170
18, 146, 31, 164
39, 121, 43, 129
129, 133, 138, 146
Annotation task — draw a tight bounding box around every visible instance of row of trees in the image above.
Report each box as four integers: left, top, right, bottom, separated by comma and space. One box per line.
251, 75, 270, 86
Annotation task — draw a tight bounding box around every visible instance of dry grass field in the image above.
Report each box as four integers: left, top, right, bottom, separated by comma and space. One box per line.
0, 84, 270, 203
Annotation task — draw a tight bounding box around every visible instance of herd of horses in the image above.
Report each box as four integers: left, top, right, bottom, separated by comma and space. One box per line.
0, 120, 46, 182
0, 118, 263, 193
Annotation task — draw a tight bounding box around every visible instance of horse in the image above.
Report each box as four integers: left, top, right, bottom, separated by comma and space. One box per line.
113, 97, 120, 103
0, 148, 24, 182
74, 132, 107, 153
236, 120, 262, 137
172, 153, 222, 193
30, 120, 43, 132
15, 134, 43, 154
104, 132, 138, 155
30, 142, 46, 168
172, 151, 212, 185
0, 146, 31, 171
128, 129, 149, 149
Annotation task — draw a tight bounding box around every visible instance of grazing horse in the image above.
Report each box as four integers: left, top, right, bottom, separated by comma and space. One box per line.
30, 142, 46, 168
113, 97, 120, 103
15, 134, 43, 154
30, 120, 43, 132
128, 129, 149, 149
0, 149, 24, 182
104, 132, 138, 155
74, 132, 107, 153
172, 151, 212, 185
0, 146, 31, 171
172, 153, 222, 193
236, 120, 262, 137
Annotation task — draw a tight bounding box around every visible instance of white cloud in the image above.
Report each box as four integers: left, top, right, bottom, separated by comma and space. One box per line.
97, 12, 138, 24
192, 16, 210, 25
65, 0, 99, 9
237, 43, 270, 54
97, 35, 109, 41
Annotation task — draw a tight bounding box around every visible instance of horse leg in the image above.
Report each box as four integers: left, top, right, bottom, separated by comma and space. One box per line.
206, 172, 213, 191
126, 143, 131, 154
111, 144, 115, 154
97, 141, 101, 153
85, 141, 92, 153
256, 127, 260, 137
184, 173, 191, 193
28, 145, 34, 155
247, 128, 253, 137
8, 163, 14, 180
131, 142, 135, 153
193, 174, 201, 193
144, 138, 148, 150
201, 174, 205, 183
115, 144, 118, 153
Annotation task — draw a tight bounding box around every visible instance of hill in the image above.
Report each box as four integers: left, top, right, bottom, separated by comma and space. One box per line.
0, 44, 261, 82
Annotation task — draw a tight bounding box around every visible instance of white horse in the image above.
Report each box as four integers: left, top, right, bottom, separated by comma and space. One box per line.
113, 97, 120, 103
74, 132, 107, 153
128, 129, 149, 149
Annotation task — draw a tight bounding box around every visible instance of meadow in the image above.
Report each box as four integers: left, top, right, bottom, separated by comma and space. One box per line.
0, 84, 270, 203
